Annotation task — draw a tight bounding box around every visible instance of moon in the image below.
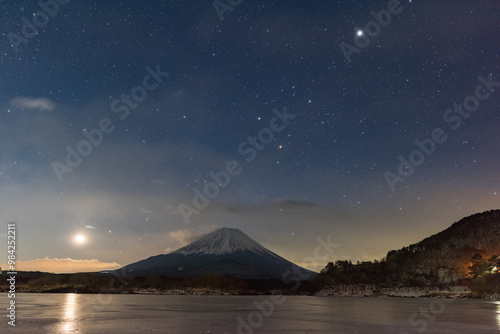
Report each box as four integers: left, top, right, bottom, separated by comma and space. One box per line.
74, 234, 86, 245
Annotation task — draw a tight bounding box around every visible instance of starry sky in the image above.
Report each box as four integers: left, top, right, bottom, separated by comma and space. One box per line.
0, 0, 499, 273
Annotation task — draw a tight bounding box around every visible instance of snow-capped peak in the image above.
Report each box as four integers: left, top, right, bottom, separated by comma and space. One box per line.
171, 228, 278, 257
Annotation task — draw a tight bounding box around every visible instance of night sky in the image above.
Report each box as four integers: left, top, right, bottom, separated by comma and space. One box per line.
0, 0, 499, 273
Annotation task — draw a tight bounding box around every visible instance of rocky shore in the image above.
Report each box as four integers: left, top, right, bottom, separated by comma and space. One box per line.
7, 284, 498, 299
125, 288, 238, 295
315, 284, 471, 298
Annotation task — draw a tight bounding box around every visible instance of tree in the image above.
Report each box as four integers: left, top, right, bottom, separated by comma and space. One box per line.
487, 255, 500, 273
321, 262, 334, 274
468, 253, 489, 279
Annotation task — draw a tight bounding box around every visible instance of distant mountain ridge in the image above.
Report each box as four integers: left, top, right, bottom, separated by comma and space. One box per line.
117, 228, 316, 280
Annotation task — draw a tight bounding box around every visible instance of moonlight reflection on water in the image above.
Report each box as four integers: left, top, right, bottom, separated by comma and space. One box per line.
59, 293, 77, 333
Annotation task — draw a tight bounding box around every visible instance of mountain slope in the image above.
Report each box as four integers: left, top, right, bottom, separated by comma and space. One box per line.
385, 209, 500, 285
117, 228, 316, 280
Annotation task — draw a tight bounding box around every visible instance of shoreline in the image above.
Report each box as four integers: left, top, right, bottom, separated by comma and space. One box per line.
2, 284, 498, 300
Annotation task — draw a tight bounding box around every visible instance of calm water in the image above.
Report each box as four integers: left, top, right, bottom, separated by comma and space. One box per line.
1, 293, 499, 333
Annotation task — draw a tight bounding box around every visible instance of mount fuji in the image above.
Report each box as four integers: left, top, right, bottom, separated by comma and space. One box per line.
116, 228, 317, 280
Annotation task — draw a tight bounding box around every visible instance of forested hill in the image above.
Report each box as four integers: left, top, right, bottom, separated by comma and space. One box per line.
319, 210, 500, 287
385, 209, 500, 285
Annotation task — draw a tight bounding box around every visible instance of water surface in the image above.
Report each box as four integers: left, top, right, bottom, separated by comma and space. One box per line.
1, 293, 499, 333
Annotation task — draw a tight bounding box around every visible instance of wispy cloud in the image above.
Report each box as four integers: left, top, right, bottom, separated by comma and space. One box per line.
10, 97, 56, 111
272, 200, 318, 208
168, 225, 221, 247
169, 229, 201, 245
1, 257, 121, 274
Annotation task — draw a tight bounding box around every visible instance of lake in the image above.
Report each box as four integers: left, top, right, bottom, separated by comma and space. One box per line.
1, 293, 499, 333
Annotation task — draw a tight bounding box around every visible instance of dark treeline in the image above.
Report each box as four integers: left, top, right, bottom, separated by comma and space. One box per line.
0, 271, 320, 295
315, 259, 389, 286
314, 252, 500, 297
